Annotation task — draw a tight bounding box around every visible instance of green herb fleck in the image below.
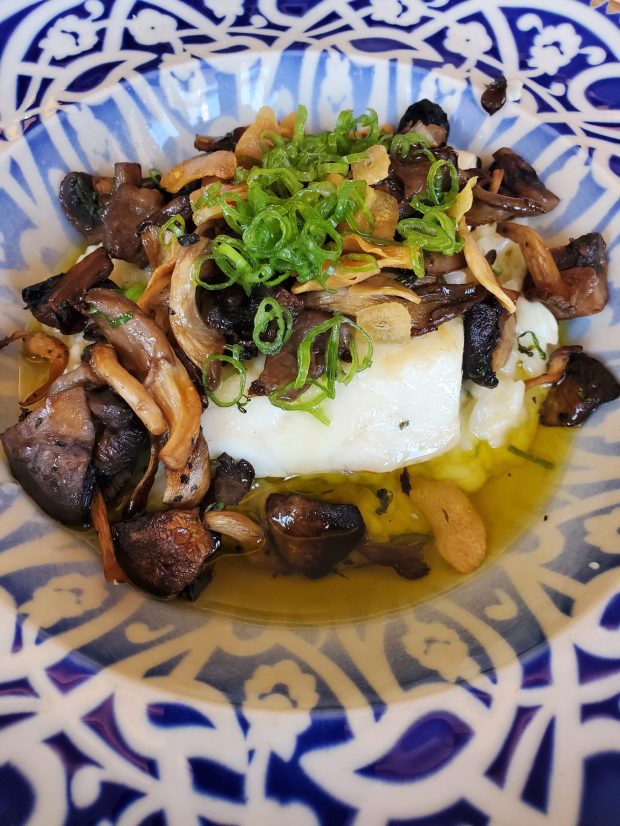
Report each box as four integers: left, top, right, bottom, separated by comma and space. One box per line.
375, 488, 393, 515
518, 331, 545, 360
399, 419, 410, 430
507, 444, 555, 470
205, 501, 225, 512
89, 307, 134, 327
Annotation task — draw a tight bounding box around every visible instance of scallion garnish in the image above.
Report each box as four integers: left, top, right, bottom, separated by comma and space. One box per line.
202, 345, 248, 410
507, 444, 555, 470
88, 307, 134, 327
158, 214, 186, 246
518, 331, 546, 360
252, 297, 294, 355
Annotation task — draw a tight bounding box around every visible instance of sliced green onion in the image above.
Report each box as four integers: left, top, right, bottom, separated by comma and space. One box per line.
518, 331, 546, 360
202, 345, 247, 409
158, 214, 186, 246
89, 307, 134, 327
507, 444, 555, 470
252, 297, 294, 355
122, 283, 146, 302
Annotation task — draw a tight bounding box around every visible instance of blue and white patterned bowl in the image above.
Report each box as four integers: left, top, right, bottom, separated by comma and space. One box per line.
0, 2, 619, 824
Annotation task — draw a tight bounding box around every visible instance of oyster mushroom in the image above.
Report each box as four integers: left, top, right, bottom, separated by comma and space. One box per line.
265, 493, 365, 578
540, 351, 620, 427
22, 247, 113, 334
85, 288, 202, 470
168, 238, 225, 368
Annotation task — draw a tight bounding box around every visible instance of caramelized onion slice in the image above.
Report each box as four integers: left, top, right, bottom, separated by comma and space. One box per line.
1, 330, 69, 406
90, 486, 127, 583
497, 222, 564, 294
169, 238, 225, 368
459, 218, 516, 313
164, 430, 211, 508
88, 343, 167, 436
160, 150, 237, 193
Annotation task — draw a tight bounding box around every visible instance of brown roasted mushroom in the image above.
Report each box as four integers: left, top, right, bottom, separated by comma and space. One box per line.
524, 345, 582, 390
500, 226, 608, 319
49, 362, 104, 395
1, 386, 95, 525
249, 310, 332, 397
265, 493, 365, 578
409, 281, 487, 336
540, 351, 620, 427
112, 508, 216, 598
463, 294, 516, 388
481, 76, 507, 115
466, 186, 547, 227
163, 431, 211, 508
87, 388, 149, 502
59, 172, 105, 244
491, 148, 559, 213
397, 99, 450, 147
22, 247, 113, 334
355, 536, 430, 580
211, 453, 255, 507
169, 238, 225, 368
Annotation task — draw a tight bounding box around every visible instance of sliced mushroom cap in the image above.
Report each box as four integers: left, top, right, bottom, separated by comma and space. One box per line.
87, 387, 149, 503
463, 295, 504, 388
249, 310, 332, 397
169, 238, 225, 368
101, 182, 164, 265
212, 452, 255, 507
481, 76, 507, 115
397, 99, 450, 146
409, 281, 487, 336
112, 508, 216, 598
85, 288, 175, 377
1, 386, 95, 525
540, 351, 620, 427
163, 430, 211, 508
265, 493, 366, 578
22, 247, 113, 334
466, 185, 546, 227
59, 172, 105, 243
501, 226, 609, 320
356, 535, 430, 580
491, 148, 559, 213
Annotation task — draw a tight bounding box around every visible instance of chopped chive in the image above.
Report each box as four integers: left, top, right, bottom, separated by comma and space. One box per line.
507, 444, 555, 470
375, 488, 393, 515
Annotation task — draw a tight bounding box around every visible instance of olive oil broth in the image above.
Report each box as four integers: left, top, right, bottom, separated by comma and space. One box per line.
196, 415, 572, 625
17, 318, 571, 626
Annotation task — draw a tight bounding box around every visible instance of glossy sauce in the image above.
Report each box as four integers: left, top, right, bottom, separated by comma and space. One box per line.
197, 409, 572, 625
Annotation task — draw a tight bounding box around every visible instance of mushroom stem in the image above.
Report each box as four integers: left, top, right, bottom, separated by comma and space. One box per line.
164, 430, 212, 508
0, 330, 69, 406
203, 510, 266, 554
90, 486, 127, 583
88, 343, 167, 436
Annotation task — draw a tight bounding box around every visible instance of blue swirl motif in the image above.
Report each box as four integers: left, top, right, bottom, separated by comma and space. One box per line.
0, 1, 619, 824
